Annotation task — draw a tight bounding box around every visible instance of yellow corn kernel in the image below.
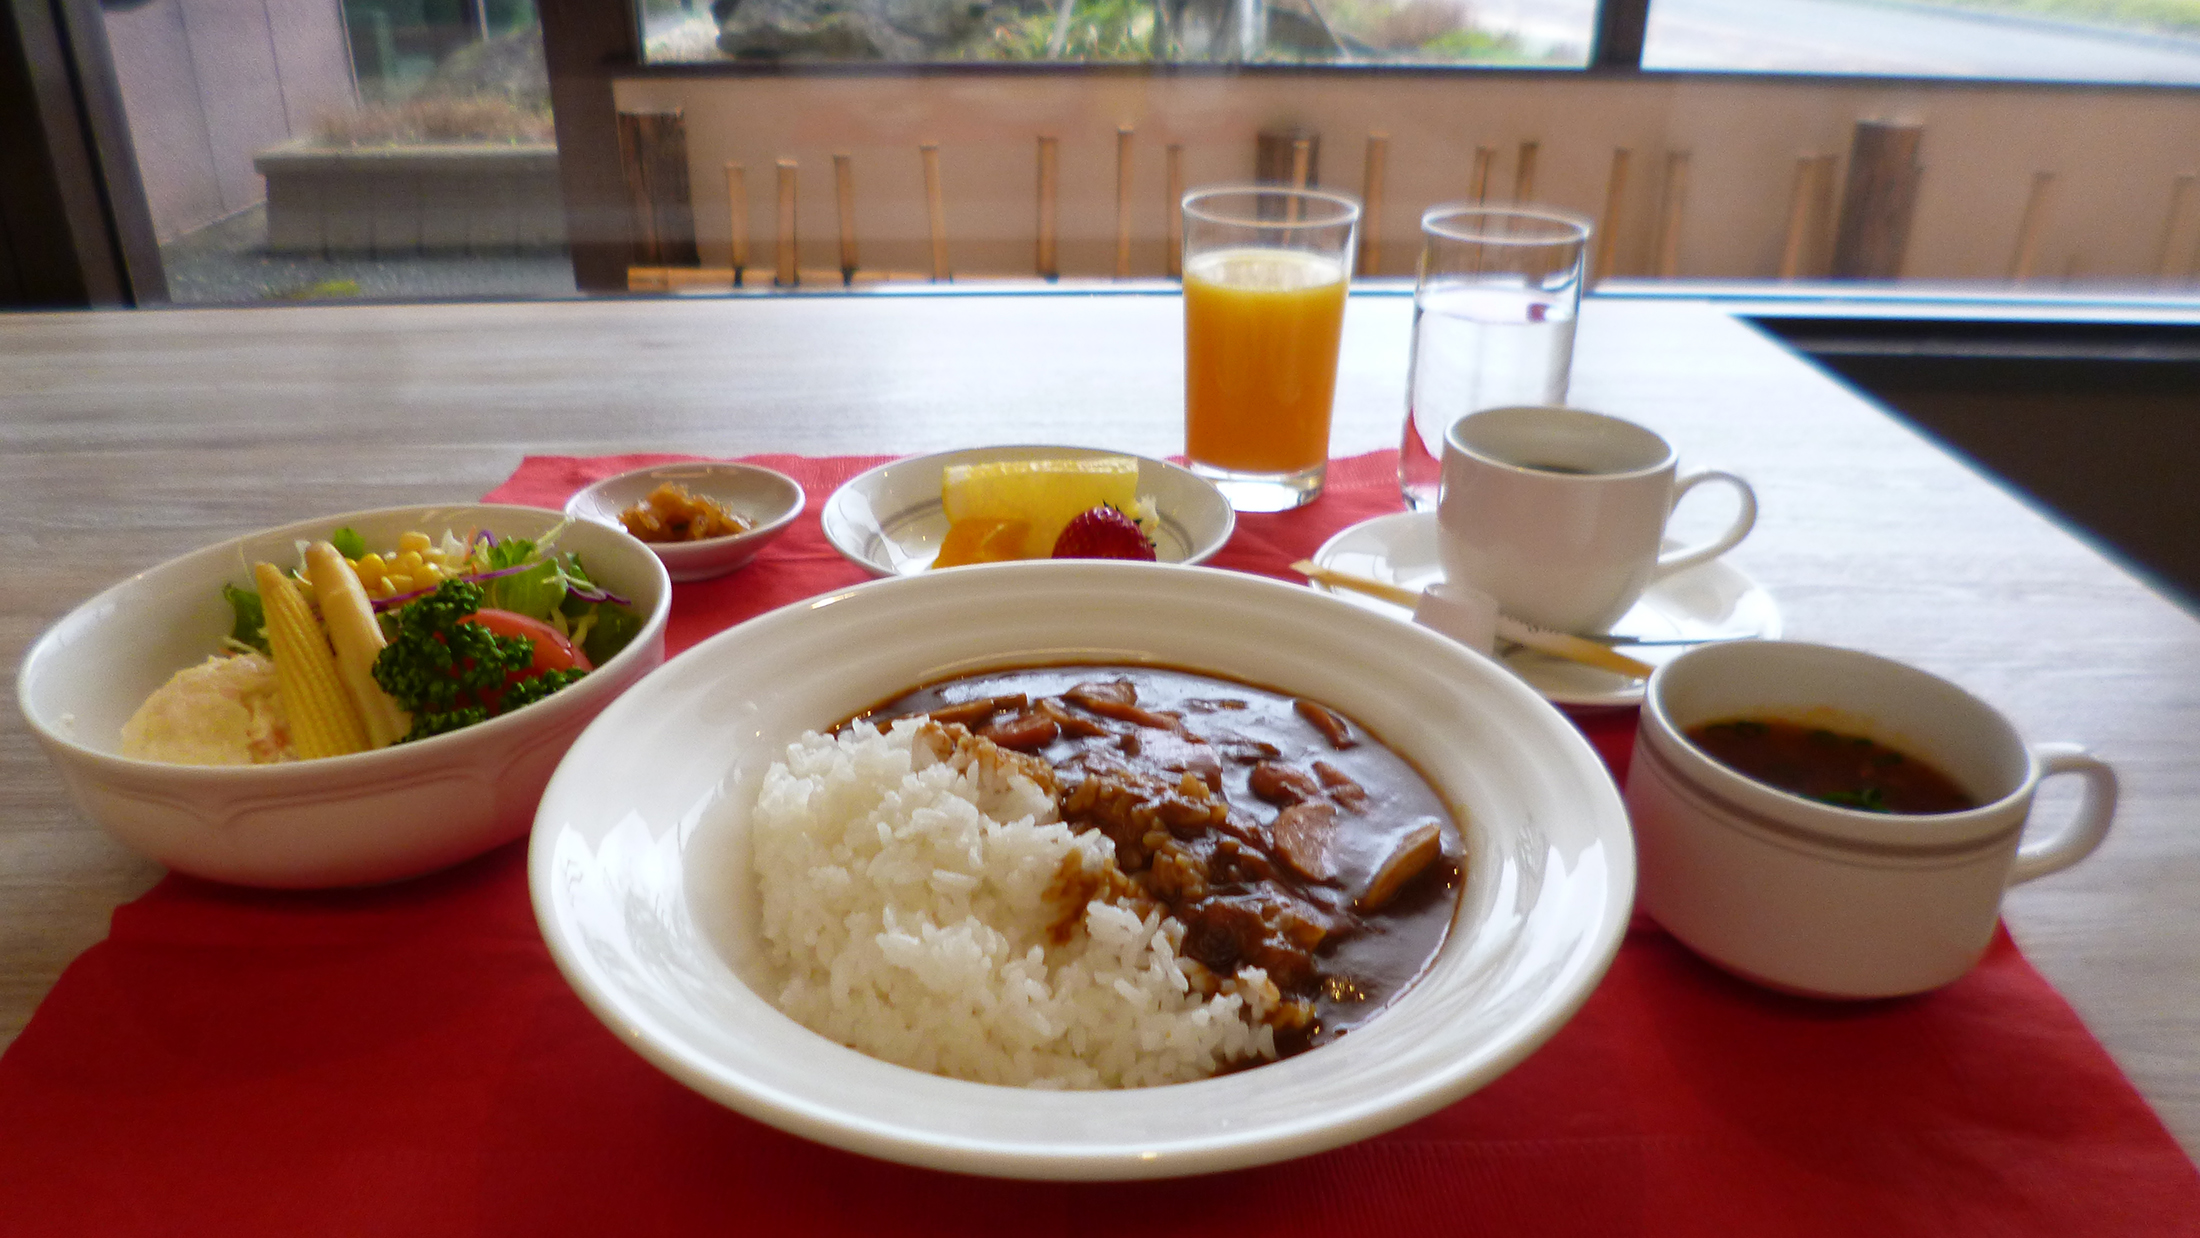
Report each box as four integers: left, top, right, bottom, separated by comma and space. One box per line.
253, 563, 369, 760
417, 562, 444, 583
385, 572, 414, 595
353, 553, 387, 586
394, 550, 424, 574
396, 531, 431, 553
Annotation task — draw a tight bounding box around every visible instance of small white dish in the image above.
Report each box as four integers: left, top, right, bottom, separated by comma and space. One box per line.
819, 445, 1235, 576
566, 462, 805, 582
1313, 511, 1781, 709
530, 560, 1633, 1180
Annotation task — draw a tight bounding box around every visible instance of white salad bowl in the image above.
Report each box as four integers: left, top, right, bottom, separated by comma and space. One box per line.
529, 559, 1633, 1180
18, 504, 671, 888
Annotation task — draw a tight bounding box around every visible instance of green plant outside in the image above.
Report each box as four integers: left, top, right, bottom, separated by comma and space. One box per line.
965, 0, 1553, 64
1916, 0, 2200, 37
980, 0, 1158, 60
277, 279, 365, 300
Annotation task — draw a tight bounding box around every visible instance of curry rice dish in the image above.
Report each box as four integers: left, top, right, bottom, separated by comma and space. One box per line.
748, 666, 1463, 1089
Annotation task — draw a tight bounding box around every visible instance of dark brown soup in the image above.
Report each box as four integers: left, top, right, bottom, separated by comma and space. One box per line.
854, 665, 1463, 1058
1685, 717, 1978, 815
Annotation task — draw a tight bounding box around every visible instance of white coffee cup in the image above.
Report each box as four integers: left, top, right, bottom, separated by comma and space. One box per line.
1625, 640, 2117, 999
1437, 405, 1756, 634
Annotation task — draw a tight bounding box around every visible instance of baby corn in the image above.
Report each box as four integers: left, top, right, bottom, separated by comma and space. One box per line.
254, 562, 370, 760
304, 541, 410, 748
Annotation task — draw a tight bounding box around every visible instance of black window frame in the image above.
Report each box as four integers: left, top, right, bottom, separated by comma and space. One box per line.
10, 0, 2200, 303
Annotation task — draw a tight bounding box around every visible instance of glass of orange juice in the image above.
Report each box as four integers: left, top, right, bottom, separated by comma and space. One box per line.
1181, 186, 1362, 512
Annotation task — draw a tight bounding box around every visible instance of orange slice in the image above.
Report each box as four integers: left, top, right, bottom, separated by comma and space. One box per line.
933, 516, 1031, 568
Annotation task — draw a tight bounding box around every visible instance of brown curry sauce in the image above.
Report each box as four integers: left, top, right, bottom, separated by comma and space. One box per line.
853, 664, 1464, 1058
1686, 717, 1978, 815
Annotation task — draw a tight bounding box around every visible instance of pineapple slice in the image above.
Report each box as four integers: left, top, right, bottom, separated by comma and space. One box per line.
940, 457, 1148, 561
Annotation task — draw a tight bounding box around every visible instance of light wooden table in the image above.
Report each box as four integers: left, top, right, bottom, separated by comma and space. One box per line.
5, 291, 2196, 1159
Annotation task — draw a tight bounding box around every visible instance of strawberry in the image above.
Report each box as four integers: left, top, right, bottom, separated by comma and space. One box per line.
1051, 504, 1157, 561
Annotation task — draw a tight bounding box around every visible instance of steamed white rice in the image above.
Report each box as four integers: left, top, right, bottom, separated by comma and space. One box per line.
751, 718, 1278, 1089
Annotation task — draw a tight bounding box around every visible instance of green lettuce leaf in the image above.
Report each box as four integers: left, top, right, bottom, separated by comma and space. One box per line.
222, 584, 269, 654
580, 603, 643, 667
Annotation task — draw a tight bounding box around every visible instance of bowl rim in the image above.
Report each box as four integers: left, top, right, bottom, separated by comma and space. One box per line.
529, 558, 1636, 1179
565, 461, 807, 553
1640, 638, 2037, 847
18, 501, 673, 778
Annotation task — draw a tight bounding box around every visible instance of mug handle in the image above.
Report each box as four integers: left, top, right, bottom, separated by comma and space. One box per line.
1652, 470, 1759, 579
2008, 743, 2119, 884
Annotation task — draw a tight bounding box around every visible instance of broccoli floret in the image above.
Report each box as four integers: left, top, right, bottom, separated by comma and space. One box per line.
372, 578, 577, 743
502, 667, 588, 712
403, 705, 491, 742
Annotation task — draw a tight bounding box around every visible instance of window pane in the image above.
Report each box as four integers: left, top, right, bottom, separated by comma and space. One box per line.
101, 0, 576, 303
1643, 0, 2200, 84
642, 0, 1594, 66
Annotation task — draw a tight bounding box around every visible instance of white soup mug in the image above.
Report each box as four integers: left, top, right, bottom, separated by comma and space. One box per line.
1438, 405, 1755, 634
1625, 640, 2117, 999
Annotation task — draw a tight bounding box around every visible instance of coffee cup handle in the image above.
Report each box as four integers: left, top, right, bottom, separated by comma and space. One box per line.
1653, 470, 1758, 579
2008, 743, 2118, 884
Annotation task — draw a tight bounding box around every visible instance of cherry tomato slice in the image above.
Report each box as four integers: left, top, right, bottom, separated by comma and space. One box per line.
463, 608, 592, 675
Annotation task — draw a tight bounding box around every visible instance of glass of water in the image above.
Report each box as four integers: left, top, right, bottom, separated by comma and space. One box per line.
1400, 205, 1593, 510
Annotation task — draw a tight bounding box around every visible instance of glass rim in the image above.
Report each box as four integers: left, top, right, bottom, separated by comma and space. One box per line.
1182, 184, 1363, 229
1420, 204, 1592, 247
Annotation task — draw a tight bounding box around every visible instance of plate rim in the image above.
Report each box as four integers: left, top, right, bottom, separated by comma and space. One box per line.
528, 560, 1635, 1179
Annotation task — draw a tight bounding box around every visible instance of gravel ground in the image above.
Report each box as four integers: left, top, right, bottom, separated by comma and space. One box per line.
159, 205, 579, 305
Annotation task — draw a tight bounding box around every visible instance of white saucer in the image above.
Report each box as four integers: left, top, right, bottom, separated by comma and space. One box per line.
1311, 511, 1781, 708
821, 445, 1235, 577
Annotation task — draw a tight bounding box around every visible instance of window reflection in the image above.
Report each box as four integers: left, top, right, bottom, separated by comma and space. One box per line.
100, 0, 575, 303
641, 0, 1593, 65
1643, 0, 2200, 85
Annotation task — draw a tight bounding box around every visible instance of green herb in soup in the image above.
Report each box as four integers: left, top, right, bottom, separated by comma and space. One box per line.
1685, 718, 1978, 815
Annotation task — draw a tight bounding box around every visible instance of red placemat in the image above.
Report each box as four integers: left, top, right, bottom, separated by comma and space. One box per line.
3, 452, 2194, 1237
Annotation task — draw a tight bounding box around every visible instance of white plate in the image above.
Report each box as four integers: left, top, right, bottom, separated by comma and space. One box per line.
1313, 511, 1782, 709
565, 462, 805, 583
530, 560, 1633, 1180
820, 446, 1235, 576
